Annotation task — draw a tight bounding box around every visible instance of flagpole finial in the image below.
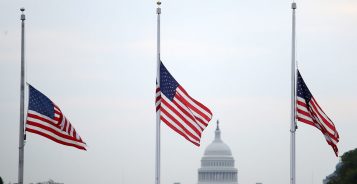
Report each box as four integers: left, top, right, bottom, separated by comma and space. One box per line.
20, 8, 25, 20
156, 1, 161, 14
291, 2, 297, 9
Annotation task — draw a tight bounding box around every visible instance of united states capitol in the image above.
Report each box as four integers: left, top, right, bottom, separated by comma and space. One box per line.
175, 121, 262, 184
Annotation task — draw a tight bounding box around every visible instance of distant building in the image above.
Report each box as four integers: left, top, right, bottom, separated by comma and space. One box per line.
197, 121, 238, 184
33, 179, 63, 184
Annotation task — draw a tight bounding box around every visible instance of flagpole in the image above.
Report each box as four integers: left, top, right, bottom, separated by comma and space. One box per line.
155, 1, 161, 184
18, 7, 26, 184
290, 2, 297, 184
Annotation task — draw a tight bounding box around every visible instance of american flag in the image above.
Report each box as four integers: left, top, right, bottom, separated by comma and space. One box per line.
156, 62, 213, 146
26, 85, 86, 150
296, 70, 339, 156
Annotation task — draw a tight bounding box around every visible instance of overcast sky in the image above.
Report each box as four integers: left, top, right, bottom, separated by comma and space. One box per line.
1, 0, 356, 184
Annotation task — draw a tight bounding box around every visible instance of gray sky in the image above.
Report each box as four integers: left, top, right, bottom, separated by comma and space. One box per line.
0, 0, 356, 184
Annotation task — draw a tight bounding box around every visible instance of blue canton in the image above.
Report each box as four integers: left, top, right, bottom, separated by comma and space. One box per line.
160, 62, 179, 101
297, 70, 312, 103
28, 85, 55, 119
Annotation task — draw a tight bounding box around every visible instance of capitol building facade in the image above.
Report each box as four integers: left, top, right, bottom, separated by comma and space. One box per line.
197, 121, 238, 184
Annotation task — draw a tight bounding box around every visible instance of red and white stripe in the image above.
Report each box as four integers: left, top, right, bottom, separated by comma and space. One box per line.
26, 104, 86, 150
296, 96, 339, 155
156, 84, 212, 146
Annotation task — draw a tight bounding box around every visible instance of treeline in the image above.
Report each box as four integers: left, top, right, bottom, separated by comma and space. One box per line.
327, 148, 357, 184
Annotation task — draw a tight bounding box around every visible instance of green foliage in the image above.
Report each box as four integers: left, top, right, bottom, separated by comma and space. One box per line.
327, 148, 357, 184
0, 176, 3, 184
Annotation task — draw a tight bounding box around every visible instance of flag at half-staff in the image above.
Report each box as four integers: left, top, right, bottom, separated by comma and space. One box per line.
296, 70, 339, 156
25, 84, 87, 150
156, 61, 213, 146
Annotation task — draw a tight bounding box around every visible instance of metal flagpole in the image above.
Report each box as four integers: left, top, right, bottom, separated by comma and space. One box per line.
290, 2, 297, 184
18, 7, 26, 184
155, 1, 161, 184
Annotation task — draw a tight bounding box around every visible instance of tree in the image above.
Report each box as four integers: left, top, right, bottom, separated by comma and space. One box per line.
0, 176, 3, 184
327, 148, 357, 184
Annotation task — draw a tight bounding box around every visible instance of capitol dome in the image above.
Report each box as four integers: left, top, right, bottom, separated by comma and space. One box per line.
204, 126, 232, 156
198, 120, 238, 184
